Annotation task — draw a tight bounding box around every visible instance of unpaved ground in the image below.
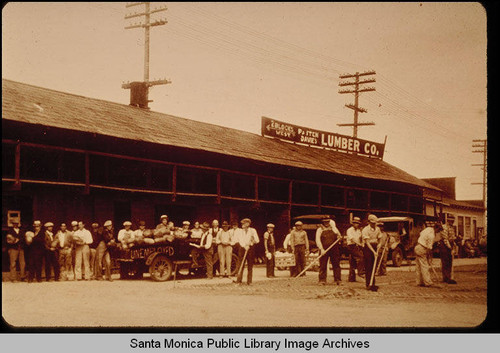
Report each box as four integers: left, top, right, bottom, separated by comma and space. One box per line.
2, 260, 487, 328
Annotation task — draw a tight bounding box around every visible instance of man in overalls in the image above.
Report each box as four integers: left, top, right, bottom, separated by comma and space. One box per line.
316, 216, 342, 285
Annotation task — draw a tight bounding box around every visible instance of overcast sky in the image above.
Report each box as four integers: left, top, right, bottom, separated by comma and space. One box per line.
2, 2, 487, 200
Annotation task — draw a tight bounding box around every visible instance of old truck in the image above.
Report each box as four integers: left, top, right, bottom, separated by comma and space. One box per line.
377, 216, 421, 267
111, 239, 241, 281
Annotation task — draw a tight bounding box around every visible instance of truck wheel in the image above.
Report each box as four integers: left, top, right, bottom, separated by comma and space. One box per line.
149, 255, 173, 282
391, 247, 403, 267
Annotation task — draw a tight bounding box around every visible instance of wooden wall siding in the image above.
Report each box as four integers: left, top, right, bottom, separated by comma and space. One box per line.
2, 139, 432, 216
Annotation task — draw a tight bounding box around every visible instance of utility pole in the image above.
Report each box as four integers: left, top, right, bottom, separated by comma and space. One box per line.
338, 71, 376, 138
122, 2, 171, 109
471, 139, 487, 204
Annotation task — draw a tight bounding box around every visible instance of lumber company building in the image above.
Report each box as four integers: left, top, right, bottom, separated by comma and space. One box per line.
1, 79, 484, 256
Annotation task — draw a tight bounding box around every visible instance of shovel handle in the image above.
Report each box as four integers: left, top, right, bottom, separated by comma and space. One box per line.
294, 238, 340, 278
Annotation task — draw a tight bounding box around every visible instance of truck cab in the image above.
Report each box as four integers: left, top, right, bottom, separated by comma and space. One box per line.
376, 216, 420, 267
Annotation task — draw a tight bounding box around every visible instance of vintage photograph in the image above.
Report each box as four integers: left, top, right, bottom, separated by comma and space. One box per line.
2, 3, 487, 328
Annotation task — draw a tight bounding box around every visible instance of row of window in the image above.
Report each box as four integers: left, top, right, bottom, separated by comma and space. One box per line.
2, 143, 422, 212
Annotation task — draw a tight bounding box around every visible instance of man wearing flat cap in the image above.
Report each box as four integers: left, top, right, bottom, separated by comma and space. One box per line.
118, 221, 135, 249
56, 223, 73, 281
263, 223, 276, 278
215, 221, 233, 277
346, 217, 365, 282
44, 222, 60, 281
198, 222, 214, 279
27, 220, 45, 282
234, 218, 260, 284
361, 214, 383, 289
439, 215, 457, 284
97, 220, 114, 281
290, 221, 309, 277
73, 221, 93, 281
316, 216, 342, 284
6, 218, 25, 282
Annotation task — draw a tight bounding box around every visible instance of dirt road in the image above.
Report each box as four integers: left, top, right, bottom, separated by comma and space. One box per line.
2, 259, 487, 328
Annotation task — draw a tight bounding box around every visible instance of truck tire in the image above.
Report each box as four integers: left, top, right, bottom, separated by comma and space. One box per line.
149, 255, 173, 282
391, 247, 403, 267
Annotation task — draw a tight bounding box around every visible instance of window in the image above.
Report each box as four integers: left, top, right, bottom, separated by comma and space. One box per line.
391, 193, 408, 212
346, 189, 369, 209
409, 196, 423, 214
20, 146, 59, 181
150, 164, 173, 191
371, 191, 390, 210
292, 182, 318, 205
177, 167, 217, 194
321, 186, 344, 207
465, 217, 471, 239
258, 177, 289, 202
2, 143, 16, 178
221, 172, 254, 199
457, 216, 464, 237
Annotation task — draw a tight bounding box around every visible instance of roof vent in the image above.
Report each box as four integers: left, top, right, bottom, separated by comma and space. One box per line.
128, 81, 150, 109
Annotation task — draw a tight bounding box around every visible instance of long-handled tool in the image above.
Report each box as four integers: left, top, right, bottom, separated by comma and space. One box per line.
294, 238, 340, 278
427, 253, 439, 282
375, 238, 389, 275
368, 251, 379, 291
236, 247, 249, 280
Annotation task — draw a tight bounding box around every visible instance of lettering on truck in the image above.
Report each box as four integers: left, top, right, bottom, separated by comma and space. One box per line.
130, 245, 175, 259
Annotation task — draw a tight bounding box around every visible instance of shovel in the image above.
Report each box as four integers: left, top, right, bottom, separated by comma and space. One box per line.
294, 238, 340, 278
235, 247, 249, 281
368, 251, 379, 291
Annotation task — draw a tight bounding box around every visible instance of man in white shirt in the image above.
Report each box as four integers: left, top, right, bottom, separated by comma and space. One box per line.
118, 221, 135, 249
415, 222, 441, 287
346, 217, 365, 282
216, 221, 233, 277
234, 218, 259, 285
73, 221, 93, 281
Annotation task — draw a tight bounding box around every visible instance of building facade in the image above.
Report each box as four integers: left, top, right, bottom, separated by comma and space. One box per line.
3, 79, 447, 268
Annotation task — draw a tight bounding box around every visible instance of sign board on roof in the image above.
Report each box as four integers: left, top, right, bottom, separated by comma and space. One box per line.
261, 116, 385, 159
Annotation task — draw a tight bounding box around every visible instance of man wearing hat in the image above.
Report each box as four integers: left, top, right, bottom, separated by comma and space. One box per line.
73, 221, 93, 281
263, 223, 276, 278
43, 222, 60, 281
215, 221, 233, 277
56, 223, 73, 281
95, 220, 114, 281
234, 218, 260, 284
27, 220, 45, 282
88, 222, 102, 280
290, 221, 309, 277
361, 214, 383, 290
198, 222, 214, 279
316, 216, 343, 284
439, 215, 457, 284
154, 215, 173, 243
346, 216, 365, 282
118, 221, 135, 249
6, 218, 26, 282
415, 222, 442, 287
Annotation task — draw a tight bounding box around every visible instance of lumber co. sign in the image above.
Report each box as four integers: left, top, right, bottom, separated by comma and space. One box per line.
261, 116, 385, 159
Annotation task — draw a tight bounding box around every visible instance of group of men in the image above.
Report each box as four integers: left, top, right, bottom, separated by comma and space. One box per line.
283, 214, 388, 290
6, 219, 115, 282
5, 213, 461, 290
414, 214, 458, 287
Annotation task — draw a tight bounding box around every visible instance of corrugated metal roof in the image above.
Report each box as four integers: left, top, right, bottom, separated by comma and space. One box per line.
2, 79, 439, 190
